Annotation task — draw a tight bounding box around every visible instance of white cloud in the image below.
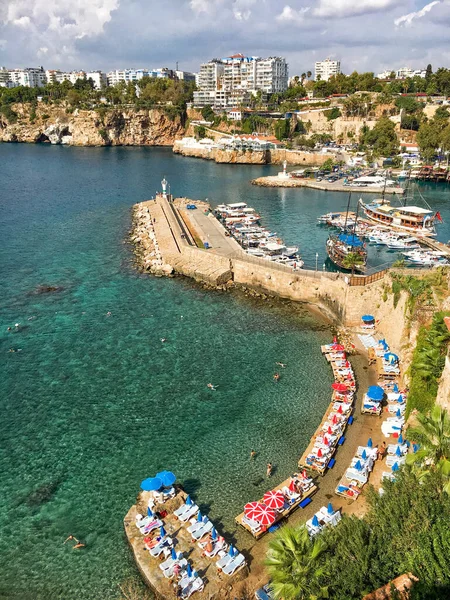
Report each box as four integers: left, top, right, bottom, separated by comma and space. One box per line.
276, 5, 311, 23
13, 16, 31, 28
394, 1, 440, 27
314, 0, 398, 18
190, 0, 256, 20
37, 46, 48, 57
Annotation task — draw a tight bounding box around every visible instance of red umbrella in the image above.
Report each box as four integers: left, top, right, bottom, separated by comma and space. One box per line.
302, 469, 308, 478
288, 479, 297, 492
263, 490, 285, 510
244, 501, 263, 520
332, 382, 348, 392
331, 344, 345, 351
345, 361, 350, 368
317, 448, 323, 458
252, 504, 276, 526
337, 405, 343, 414
333, 336, 337, 343
323, 436, 329, 446
327, 426, 333, 435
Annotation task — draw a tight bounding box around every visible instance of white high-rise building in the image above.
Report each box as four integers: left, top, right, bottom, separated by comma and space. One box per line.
0, 67, 12, 87
395, 67, 426, 79
9, 67, 47, 87
315, 58, 341, 82
107, 69, 150, 86
86, 71, 107, 89
45, 70, 87, 85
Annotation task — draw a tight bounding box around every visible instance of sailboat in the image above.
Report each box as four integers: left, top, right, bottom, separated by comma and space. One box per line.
359, 174, 441, 238
326, 193, 368, 273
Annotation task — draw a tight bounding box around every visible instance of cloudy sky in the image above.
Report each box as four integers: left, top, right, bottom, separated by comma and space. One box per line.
1, 0, 450, 75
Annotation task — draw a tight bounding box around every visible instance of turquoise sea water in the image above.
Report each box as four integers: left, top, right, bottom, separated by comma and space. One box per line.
1, 145, 449, 600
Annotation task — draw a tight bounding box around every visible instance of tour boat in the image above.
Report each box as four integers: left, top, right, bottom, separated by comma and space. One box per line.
326, 233, 367, 273
359, 198, 438, 238
386, 236, 420, 250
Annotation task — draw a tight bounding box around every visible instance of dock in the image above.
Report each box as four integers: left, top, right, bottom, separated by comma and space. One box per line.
251, 175, 405, 195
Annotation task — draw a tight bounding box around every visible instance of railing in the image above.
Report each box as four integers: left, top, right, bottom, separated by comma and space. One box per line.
229, 251, 341, 280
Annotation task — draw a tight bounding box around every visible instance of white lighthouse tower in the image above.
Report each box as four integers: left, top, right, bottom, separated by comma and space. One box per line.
161, 177, 168, 199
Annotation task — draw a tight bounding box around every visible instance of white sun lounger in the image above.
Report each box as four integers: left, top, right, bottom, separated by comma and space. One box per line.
242, 515, 262, 533
187, 520, 206, 535
222, 553, 246, 575
149, 537, 173, 558
138, 518, 163, 534
181, 576, 204, 598
191, 520, 213, 541
179, 505, 199, 523
203, 539, 226, 558
164, 558, 188, 579
174, 503, 191, 519
387, 444, 407, 455
216, 552, 233, 570
386, 455, 406, 467
345, 468, 368, 484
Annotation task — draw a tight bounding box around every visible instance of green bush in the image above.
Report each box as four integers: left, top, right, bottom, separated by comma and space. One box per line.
0, 104, 18, 124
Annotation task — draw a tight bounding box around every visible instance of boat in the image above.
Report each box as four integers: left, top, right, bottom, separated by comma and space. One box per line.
397, 170, 409, 180
386, 236, 420, 250
402, 250, 448, 266
326, 233, 367, 273
359, 199, 437, 237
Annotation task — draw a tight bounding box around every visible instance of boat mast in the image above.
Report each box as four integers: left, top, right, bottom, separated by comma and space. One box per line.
381, 171, 387, 205
343, 191, 351, 233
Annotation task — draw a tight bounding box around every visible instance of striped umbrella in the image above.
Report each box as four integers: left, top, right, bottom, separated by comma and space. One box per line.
244, 501, 262, 521
263, 490, 285, 510
252, 503, 276, 526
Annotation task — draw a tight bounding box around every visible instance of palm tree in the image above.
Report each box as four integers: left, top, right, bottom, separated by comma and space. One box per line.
342, 252, 364, 274
406, 405, 450, 493
307, 70, 312, 79
265, 524, 328, 599
301, 73, 306, 85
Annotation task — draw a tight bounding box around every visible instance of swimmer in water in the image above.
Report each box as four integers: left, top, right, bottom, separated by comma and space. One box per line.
273, 373, 280, 382
160, 338, 166, 343
64, 535, 79, 545
73, 542, 85, 550
207, 383, 217, 391
276, 362, 286, 368
106, 311, 112, 317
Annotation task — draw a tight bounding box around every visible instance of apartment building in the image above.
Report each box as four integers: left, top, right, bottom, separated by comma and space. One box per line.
86, 71, 107, 89
0, 67, 12, 87
315, 58, 341, 82
45, 70, 87, 85
9, 67, 47, 87
395, 67, 426, 79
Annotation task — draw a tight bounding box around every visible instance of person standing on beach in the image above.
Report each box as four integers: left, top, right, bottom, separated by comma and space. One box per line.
378, 442, 386, 461
267, 463, 273, 478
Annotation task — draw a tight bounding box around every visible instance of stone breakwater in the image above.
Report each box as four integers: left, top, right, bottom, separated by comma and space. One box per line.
130, 204, 174, 276
252, 175, 405, 195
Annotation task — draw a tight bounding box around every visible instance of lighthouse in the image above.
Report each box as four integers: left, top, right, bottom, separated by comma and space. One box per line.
161, 177, 168, 199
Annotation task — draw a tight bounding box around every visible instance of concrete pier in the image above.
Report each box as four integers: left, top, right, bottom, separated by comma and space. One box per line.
252, 175, 405, 195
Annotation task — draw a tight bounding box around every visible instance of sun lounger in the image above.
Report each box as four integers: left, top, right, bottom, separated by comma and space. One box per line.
202, 539, 226, 558
242, 515, 262, 533
174, 503, 191, 519
382, 471, 395, 482
387, 444, 407, 455
191, 520, 213, 541
179, 505, 199, 523
216, 553, 233, 570
164, 558, 188, 579
149, 537, 173, 558
386, 455, 406, 467
222, 553, 246, 575
388, 403, 405, 414
178, 572, 195, 591
160, 555, 179, 572
138, 518, 163, 534
345, 468, 368, 485
181, 576, 204, 598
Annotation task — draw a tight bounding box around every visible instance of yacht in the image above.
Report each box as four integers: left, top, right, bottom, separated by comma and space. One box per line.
359, 197, 438, 238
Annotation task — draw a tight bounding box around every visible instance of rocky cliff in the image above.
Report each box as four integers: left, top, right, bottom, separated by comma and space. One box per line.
0, 103, 185, 146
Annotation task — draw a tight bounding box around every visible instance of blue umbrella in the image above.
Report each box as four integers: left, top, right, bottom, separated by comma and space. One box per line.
413, 443, 420, 453
140, 477, 163, 492
406, 440, 411, 448
327, 502, 334, 515
362, 315, 375, 322
156, 470, 176, 487
202, 515, 209, 524
160, 525, 166, 537
185, 495, 192, 506
392, 462, 400, 472
186, 564, 193, 578
354, 460, 362, 471
171, 547, 177, 560
367, 438, 373, 448
393, 384, 399, 393
396, 408, 401, 418
398, 433, 404, 444
312, 514, 320, 527
147, 507, 154, 517
395, 446, 402, 457
228, 545, 235, 557
197, 511, 203, 522
397, 394, 403, 403
367, 385, 384, 401
211, 528, 218, 540
233, 547, 239, 557
362, 449, 367, 460
384, 352, 399, 364
177, 552, 183, 560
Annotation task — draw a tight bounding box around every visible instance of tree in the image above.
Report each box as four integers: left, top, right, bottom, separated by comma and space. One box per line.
307, 70, 312, 79
342, 252, 364, 273
406, 405, 450, 493
426, 64, 433, 81
201, 105, 215, 121
274, 118, 290, 140
265, 525, 329, 600
360, 117, 398, 157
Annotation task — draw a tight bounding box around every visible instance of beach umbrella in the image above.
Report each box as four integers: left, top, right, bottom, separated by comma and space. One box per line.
156, 470, 176, 487
392, 462, 400, 472
302, 469, 308, 479
333, 336, 337, 343
323, 436, 329, 446
327, 502, 334, 515
244, 502, 263, 521
332, 382, 348, 392
147, 507, 154, 517
332, 414, 338, 424
197, 511, 203, 522
312, 514, 320, 527
384, 352, 399, 364
395, 446, 402, 457
203, 515, 209, 524
354, 460, 362, 471
140, 477, 163, 492
413, 444, 419, 453
367, 385, 384, 401
406, 440, 411, 448
396, 408, 402, 418
288, 479, 297, 492
160, 525, 166, 537
337, 405, 343, 415
185, 495, 192, 506
345, 360, 350, 368
177, 552, 183, 560
361, 315, 375, 322
228, 545, 235, 557
367, 438, 373, 448
186, 564, 193, 578
362, 449, 367, 460
327, 426, 333, 435
393, 384, 399, 393
332, 344, 345, 351
397, 394, 403, 403
253, 504, 276, 526
317, 448, 323, 458
171, 547, 177, 560
211, 528, 218, 541
263, 490, 285, 510
398, 433, 404, 444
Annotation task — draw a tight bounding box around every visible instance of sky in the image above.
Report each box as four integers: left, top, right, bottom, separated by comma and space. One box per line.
1, 0, 450, 75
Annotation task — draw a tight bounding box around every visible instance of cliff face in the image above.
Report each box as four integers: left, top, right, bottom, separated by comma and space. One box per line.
0, 103, 185, 146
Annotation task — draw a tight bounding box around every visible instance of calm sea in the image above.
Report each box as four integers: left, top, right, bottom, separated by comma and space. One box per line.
0, 145, 449, 599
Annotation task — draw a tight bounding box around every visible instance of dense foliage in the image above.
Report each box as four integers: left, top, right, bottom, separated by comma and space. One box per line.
359, 117, 399, 157
267, 469, 450, 599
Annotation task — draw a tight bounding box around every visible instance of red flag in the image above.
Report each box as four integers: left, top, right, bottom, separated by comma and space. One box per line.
436, 211, 443, 222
